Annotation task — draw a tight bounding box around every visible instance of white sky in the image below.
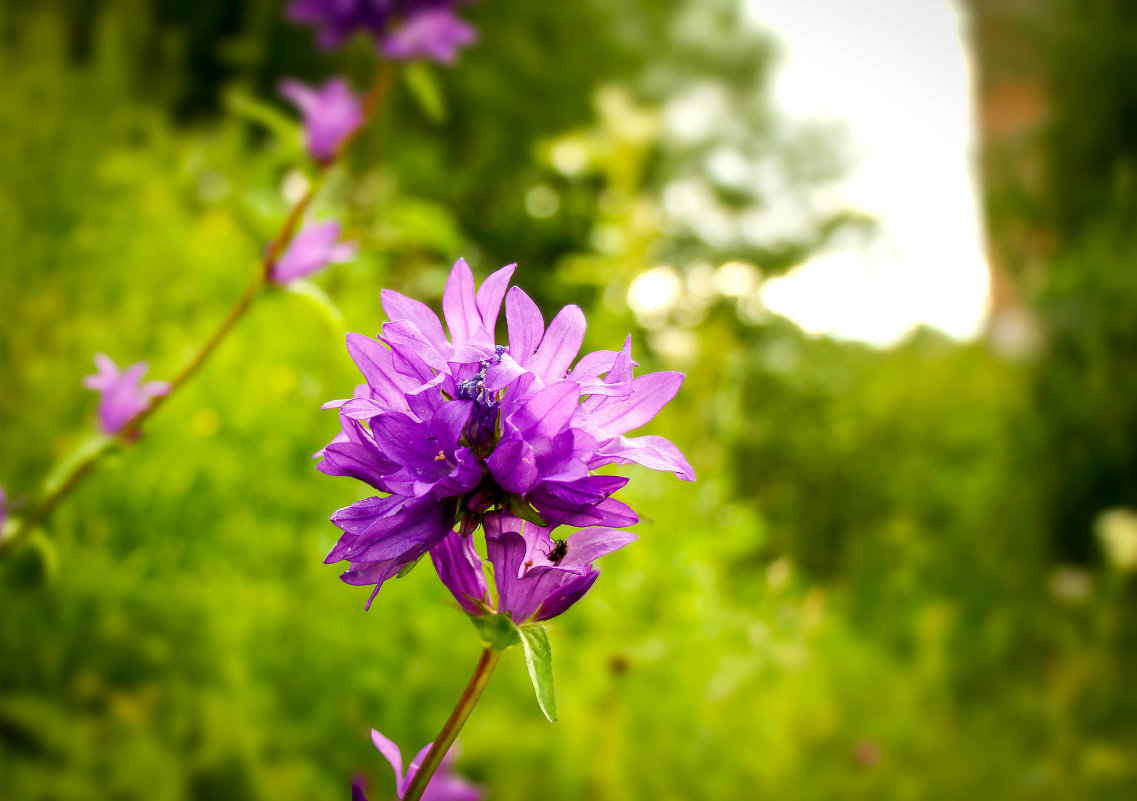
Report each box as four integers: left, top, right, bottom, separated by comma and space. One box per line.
747, 0, 990, 346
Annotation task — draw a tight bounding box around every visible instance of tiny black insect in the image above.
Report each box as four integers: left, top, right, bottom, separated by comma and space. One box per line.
548, 538, 568, 564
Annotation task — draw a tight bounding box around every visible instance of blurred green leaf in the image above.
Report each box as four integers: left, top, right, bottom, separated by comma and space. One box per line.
282, 279, 346, 330
403, 63, 447, 123
224, 88, 303, 154
44, 432, 115, 495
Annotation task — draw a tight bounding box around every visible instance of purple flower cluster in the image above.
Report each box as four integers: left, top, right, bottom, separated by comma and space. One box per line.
287, 0, 477, 63
83, 354, 171, 436
319, 259, 693, 609
355, 730, 482, 801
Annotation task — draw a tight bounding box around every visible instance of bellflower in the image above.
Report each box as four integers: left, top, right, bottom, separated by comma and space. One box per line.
83, 354, 171, 436
432, 511, 636, 623
287, 0, 477, 63
280, 77, 364, 164
318, 258, 693, 605
380, 8, 478, 63
270, 220, 358, 285
354, 729, 483, 801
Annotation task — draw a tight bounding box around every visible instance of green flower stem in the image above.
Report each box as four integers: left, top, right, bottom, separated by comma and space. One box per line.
403, 647, 502, 801
0, 64, 397, 558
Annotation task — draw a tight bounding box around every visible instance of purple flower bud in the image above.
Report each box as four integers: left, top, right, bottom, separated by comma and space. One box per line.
269, 220, 358, 285
319, 259, 693, 604
380, 8, 478, 64
356, 729, 483, 801
82, 354, 170, 436
279, 77, 364, 164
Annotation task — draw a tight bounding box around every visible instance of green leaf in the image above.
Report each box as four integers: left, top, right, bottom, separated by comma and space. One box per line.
224, 88, 303, 152
282, 279, 345, 329
519, 624, 558, 722
44, 432, 116, 495
395, 556, 422, 579
470, 612, 521, 651
404, 63, 447, 123
504, 494, 549, 527
27, 529, 59, 581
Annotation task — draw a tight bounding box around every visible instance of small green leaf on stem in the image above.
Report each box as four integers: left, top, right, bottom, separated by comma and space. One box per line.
224, 89, 303, 150
404, 63, 447, 123
470, 611, 521, 651
282, 278, 346, 329
44, 433, 115, 495
519, 624, 558, 722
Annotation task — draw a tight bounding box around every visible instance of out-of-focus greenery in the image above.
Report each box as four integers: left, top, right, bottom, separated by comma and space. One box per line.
2, 1, 1136, 800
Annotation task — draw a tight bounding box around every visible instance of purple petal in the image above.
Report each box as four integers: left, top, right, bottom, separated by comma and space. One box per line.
475, 263, 516, 338
327, 495, 451, 564
430, 532, 489, 615
371, 729, 407, 790
511, 380, 580, 439
483, 353, 526, 392
382, 288, 449, 351
587, 372, 685, 436
485, 438, 539, 495
403, 743, 434, 798
561, 528, 638, 568
345, 334, 410, 410
570, 349, 620, 379
442, 258, 480, 347
531, 304, 586, 384
505, 287, 544, 368
596, 434, 695, 481
382, 320, 451, 372
533, 571, 599, 622
486, 527, 544, 622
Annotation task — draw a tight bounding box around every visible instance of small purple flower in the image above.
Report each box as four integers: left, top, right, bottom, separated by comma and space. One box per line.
354, 729, 483, 801
83, 354, 170, 436
432, 511, 637, 623
0, 487, 7, 532
269, 220, 358, 285
287, 0, 477, 63
279, 77, 364, 164
380, 8, 478, 63
318, 259, 693, 606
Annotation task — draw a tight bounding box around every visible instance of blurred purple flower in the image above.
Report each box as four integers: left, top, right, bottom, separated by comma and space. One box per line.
318, 259, 693, 605
279, 77, 364, 164
83, 354, 170, 436
286, 0, 388, 49
354, 729, 483, 801
0, 487, 7, 532
380, 8, 477, 63
432, 511, 636, 623
287, 0, 477, 63
269, 220, 358, 285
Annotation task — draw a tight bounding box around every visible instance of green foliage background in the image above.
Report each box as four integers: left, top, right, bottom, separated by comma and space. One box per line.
2, 1, 1136, 799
